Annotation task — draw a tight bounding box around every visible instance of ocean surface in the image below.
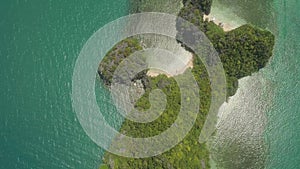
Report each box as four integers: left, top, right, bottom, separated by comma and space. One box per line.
1, 0, 299, 169
211, 0, 300, 169
265, 1, 300, 168
0, 1, 128, 168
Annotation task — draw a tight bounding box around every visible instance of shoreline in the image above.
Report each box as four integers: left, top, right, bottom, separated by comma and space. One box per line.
203, 14, 237, 32
202, 2, 274, 168
212, 72, 273, 168
203, 3, 247, 32
146, 52, 194, 77
102, 1, 275, 168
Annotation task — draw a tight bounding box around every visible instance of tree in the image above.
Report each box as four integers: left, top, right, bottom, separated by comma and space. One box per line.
183, 0, 213, 15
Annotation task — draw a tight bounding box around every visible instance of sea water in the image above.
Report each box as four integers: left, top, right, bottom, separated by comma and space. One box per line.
265, 1, 300, 168
1, 0, 300, 169
0, 1, 128, 168
211, 0, 300, 168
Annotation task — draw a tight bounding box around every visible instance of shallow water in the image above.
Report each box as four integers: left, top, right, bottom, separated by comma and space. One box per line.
211, 0, 300, 168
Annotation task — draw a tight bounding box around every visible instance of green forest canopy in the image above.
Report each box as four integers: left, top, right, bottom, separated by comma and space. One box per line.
98, 0, 275, 168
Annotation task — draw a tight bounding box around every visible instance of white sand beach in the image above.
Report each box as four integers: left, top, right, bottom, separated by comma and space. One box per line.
204, 14, 236, 32
204, 4, 246, 32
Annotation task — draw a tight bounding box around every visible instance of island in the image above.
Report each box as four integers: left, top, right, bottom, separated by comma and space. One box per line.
98, 0, 275, 168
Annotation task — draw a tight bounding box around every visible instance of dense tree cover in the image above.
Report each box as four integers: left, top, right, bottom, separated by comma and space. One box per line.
102, 55, 212, 169
178, 2, 275, 96
211, 24, 275, 78
182, 0, 212, 15
201, 22, 274, 96
129, 0, 182, 14
98, 31, 212, 169
99, 164, 109, 169
98, 0, 274, 169
98, 38, 143, 86
177, 3, 204, 32
98, 37, 212, 169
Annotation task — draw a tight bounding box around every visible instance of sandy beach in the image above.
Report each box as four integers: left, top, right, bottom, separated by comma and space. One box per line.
203, 14, 237, 32
203, 3, 247, 32
146, 12, 238, 77
146, 55, 194, 78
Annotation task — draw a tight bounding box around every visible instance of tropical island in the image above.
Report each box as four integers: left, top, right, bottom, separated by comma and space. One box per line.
98, 0, 275, 168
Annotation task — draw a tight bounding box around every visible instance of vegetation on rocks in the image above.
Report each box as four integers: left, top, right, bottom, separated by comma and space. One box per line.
98, 0, 275, 168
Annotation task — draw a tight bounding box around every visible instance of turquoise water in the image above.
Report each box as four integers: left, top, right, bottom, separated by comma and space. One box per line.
0, 1, 128, 168
265, 1, 300, 168
1, 0, 300, 169
212, 0, 300, 168
214, 0, 276, 30
210, 0, 300, 168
